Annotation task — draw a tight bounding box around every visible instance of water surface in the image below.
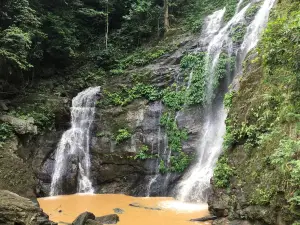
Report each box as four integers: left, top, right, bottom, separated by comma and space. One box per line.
38, 194, 210, 225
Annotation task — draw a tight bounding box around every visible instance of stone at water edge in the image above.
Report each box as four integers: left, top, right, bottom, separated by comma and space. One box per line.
85, 219, 103, 225
113, 208, 125, 214
72, 212, 95, 225
0, 190, 56, 225
190, 215, 218, 222
95, 214, 119, 224
129, 202, 161, 211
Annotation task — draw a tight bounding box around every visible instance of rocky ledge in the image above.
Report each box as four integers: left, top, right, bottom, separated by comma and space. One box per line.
0, 190, 56, 225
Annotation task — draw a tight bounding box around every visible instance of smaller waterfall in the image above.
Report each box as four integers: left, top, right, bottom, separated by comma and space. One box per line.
146, 101, 163, 196
50, 87, 100, 196
235, 0, 245, 13
200, 8, 226, 44
239, 0, 276, 65
204, 4, 250, 103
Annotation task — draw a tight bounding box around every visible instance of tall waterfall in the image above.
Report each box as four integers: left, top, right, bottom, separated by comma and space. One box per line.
176, 0, 275, 202
50, 87, 100, 196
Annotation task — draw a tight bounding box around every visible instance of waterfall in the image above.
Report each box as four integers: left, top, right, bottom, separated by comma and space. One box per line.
176, 0, 275, 202
235, 0, 245, 13
239, 0, 276, 68
50, 87, 100, 196
146, 101, 163, 196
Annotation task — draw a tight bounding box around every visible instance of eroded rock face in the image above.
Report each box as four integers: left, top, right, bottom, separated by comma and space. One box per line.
0, 190, 56, 225
0, 135, 36, 198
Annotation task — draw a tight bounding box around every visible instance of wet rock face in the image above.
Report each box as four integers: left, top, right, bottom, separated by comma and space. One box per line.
0, 190, 56, 225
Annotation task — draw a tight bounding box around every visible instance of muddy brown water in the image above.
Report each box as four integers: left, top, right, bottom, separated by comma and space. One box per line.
38, 194, 211, 225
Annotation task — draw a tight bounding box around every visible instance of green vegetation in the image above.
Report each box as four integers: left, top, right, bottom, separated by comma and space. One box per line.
159, 159, 168, 174
1, 0, 242, 97
159, 112, 192, 173
224, 91, 236, 109
181, 53, 207, 105
0, 123, 13, 145
116, 44, 177, 70
213, 155, 233, 188
213, 53, 235, 90
134, 145, 155, 160
104, 83, 161, 106
9, 108, 55, 131
169, 152, 194, 173
115, 128, 132, 144
270, 139, 300, 208
183, 0, 239, 32
230, 23, 247, 44
160, 113, 188, 152
245, 2, 262, 21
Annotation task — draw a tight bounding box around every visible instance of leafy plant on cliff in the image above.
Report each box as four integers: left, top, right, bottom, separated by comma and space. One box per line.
213, 53, 235, 91
9, 108, 55, 131
230, 23, 247, 44
0, 123, 13, 145
213, 155, 233, 188
134, 145, 154, 160
169, 152, 193, 173
115, 128, 132, 144
104, 83, 161, 106
224, 91, 236, 109
180, 52, 207, 105
160, 112, 188, 152
159, 159, 168, 174
271, 139, 300, 208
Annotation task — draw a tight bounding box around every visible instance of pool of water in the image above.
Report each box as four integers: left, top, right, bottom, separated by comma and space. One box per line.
38, 194, 210, 225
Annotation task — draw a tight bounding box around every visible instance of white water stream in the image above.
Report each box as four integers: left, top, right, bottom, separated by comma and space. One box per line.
177, 0, 275, 202
50, 87, 100, 196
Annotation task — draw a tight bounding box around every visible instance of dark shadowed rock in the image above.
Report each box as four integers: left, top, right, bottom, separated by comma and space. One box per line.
95, 214, 119, 224
72, 212, 95, 225
0, 190, 56, 225
85, 219, 103, 225
129, 203, 161, 211
190, 215, 218, 222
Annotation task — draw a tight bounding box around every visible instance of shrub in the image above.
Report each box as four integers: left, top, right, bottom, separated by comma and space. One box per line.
115, 128, 131, 144
0, 123, 13, 144
213, 155, 233, 188
134, 145, 154, 160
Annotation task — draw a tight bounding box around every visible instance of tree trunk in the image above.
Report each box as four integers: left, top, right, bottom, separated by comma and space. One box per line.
164, 0, 170, 32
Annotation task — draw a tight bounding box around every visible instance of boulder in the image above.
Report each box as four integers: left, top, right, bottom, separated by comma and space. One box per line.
85, 219, 103, 225
72, 212, 95, 225
0, 114, 37, 135
129, 202, 161, 211
95, 214, 119, 224
0, 190, 56, 225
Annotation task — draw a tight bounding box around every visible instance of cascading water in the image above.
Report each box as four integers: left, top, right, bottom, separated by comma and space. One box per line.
176, 0, 275, 202
50, 87, 100, 196
146, 101, 163, 196
239, 0, 276, 69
